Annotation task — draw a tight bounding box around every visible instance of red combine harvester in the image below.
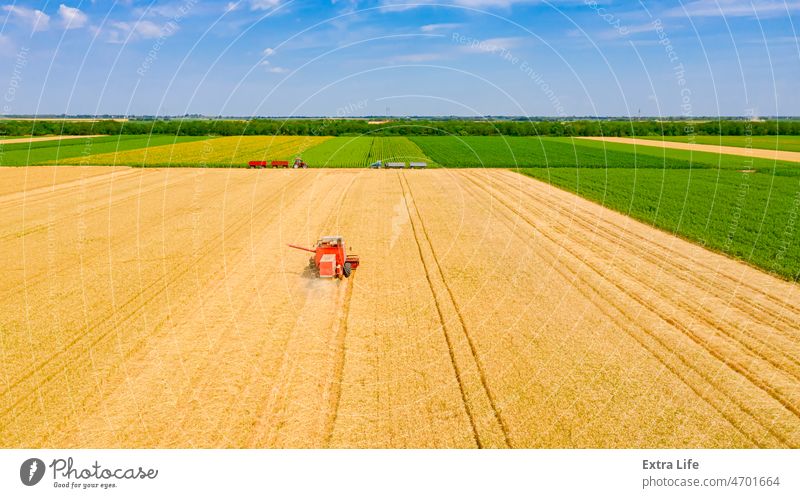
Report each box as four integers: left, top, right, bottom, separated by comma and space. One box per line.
288, 236, 359, 278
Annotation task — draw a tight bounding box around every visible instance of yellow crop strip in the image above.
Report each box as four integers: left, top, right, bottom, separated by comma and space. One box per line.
57, 136, 331, 167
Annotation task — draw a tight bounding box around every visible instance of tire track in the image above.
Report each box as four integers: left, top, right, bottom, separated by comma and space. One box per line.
466, 172, 800, 427
399, 171, 510, 449
494, 169, 800, 326
322, 272, 354, 447
486, 172, 800, 378
249, 172, 359, 448
321, 171, 366, 447
457, 171, 792, 447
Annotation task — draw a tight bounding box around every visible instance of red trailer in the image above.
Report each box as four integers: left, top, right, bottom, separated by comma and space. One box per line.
271, 160, 290, 168
248, 161, 267, 168
288, 236, 360, 278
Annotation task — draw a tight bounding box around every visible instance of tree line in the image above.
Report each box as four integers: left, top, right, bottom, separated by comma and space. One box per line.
2, 118, 799, 137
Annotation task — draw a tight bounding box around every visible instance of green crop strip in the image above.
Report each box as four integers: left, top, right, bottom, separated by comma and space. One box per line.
0, 135, 206, 166
301, 137, 436, 168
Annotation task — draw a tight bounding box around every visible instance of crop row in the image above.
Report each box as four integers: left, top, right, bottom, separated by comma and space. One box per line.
0, 136, 204, 166
521, 167, 800, 281
409, 136, 800, 171
57, 136, 330, 167
409, 136, 691, 168
300, 137, 436, 167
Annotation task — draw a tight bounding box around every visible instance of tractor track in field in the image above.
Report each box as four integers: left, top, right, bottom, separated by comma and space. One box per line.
493, 170, 800, 333
322, 272, 355, 447
321, 173, 365, 447
485, 172, 800, 377
397, 173, 481, 448
482, 177, 800, 434
399, 172, 511, 449
499, 170, 800, 326
0, 173, 314, 429
484, 171, 800, 397
476, 170, 800, 445
457, 171, 792, 447
249, 172, 359, 448
456, 172, 769, 446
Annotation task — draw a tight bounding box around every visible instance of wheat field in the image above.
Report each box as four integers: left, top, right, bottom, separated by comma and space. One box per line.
0, 167, 798, 448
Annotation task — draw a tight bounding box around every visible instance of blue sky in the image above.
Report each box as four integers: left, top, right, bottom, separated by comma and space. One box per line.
1, 0, 798, 117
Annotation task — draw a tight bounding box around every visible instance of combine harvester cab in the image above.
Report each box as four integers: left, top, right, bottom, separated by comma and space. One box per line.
288, 236, 360, 279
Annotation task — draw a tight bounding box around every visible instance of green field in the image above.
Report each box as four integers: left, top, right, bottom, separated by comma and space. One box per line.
410, 136, 800, 172
520, 168, 800, 281
301, 137, 436, 167
411, 136, 683, 168
637, 135, 800, 153
0, 135, 205, 166
573, 138, 799, 174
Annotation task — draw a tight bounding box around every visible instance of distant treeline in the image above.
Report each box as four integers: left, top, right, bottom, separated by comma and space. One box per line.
2, 118, 800, 137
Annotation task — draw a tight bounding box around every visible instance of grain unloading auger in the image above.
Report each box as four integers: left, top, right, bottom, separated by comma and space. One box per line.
288, 236, 360, 279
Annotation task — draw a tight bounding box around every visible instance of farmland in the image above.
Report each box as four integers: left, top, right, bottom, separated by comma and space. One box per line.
410, 136, 682, 168
57, 135, 330, 167
638, 135, 800, 153
0, 167, 798, 448
411, 136, 800, 171
4, 133, 798, 280
301, 137, 436, 167
522, 168, 800, 280
299, 137, 373, 167
19, 135, 436, 168
0, 135, 204, 166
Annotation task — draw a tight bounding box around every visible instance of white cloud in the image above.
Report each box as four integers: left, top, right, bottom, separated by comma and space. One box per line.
106, 20, 175, 42
666, 0, 800, 18
420, 23, 463, 32
250, 0, 283, 10
266, 66, 288, 73
262, 47, 275, 56
59, 4, 88, 29
2, 5, 51, 32
225, 2, 241, 12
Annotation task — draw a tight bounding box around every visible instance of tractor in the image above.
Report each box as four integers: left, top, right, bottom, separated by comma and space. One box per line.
288, 236, 359, 278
